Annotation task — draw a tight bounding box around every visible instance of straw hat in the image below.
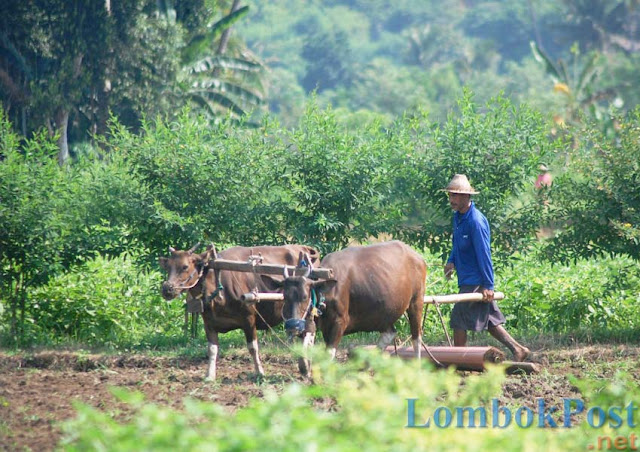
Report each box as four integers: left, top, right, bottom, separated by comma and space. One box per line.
538, 164, 549, 172
443, 174, 479, 195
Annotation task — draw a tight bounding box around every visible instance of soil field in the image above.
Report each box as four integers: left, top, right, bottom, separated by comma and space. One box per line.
1, 343, 639, 451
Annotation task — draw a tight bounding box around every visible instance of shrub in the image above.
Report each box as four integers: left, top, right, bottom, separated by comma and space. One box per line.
26, 253, 183, 347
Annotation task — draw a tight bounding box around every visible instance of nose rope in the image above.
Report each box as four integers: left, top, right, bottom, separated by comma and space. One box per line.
171, 266, 204, 290
282, 293, 313, 324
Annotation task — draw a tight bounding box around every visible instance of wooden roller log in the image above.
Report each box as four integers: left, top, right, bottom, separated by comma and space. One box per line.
356, 345, 505, 371
210, 259, 334, 279
424, 291, 505, 304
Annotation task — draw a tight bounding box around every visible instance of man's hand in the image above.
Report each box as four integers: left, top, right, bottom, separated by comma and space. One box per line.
444, 262, 455, 280
481, 288, 494, 303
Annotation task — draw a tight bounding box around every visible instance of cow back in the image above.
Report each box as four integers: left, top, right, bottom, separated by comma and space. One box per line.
319, 241, 426, 334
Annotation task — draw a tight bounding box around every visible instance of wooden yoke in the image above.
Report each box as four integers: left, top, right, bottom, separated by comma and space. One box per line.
209, 258, 334, 279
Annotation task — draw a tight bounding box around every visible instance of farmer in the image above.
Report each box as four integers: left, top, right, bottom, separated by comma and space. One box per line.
534, 164, 552, 189
443, 174, 531, 361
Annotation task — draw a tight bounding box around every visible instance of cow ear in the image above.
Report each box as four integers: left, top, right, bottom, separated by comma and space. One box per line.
260, 275, 284, 291
158, 257, 169, 270
313, 279, 337, 294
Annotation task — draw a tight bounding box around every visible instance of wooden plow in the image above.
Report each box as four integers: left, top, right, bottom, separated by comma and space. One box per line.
199, 255, 537, 374
239, 289, 538, 374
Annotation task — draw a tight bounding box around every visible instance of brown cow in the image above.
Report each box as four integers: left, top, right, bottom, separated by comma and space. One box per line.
160, 243, 320, 380
261, 240, 426, 374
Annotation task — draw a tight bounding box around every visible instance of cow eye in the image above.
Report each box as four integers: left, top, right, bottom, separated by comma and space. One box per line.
182, 265, 188, 271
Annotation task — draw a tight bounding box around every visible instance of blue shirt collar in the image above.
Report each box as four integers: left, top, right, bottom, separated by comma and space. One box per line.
454, 201, 475, 223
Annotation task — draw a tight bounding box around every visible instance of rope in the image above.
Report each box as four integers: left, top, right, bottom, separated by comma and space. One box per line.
173, 266, 204, 290
433, 300, 453, 346
254, 307, 296, 351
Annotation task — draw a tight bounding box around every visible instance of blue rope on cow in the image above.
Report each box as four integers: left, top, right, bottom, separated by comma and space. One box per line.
210, 282, 224, 299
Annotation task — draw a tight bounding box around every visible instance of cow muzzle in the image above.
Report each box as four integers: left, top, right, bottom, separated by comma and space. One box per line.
161, 282, 181, 300
284, 318, 307, 335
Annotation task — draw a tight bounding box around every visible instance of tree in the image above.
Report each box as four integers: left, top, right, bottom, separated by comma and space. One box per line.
158, 0, 265, 122
530, 41, 619, 135
300, 18, 355, 93
0, 0, 115, 164
0, 0, 266, 164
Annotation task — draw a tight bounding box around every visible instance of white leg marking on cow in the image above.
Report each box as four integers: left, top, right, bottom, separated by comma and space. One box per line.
377, 331, 396, 349
412, 337, 422, 360
302, 332, 315, 348
328, 347, 337, 360
206, 343, 218, 381
248, 339, 265, 376
299, 332, 315, 377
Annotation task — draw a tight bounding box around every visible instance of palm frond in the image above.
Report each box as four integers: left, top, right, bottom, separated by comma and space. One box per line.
530, 41, 561, 83
188, 56, 262, 74
576, 53, 599, 94
208, 6, 249, 34
191, 79, 263, 105
182, 6, 249, 64
188, 91, 246, 116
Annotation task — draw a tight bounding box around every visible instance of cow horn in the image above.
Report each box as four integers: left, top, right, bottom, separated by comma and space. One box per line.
304, 253, 312, 277
188, 242, 201, 255
283, 265, 290, 278
168, 246, 176, 254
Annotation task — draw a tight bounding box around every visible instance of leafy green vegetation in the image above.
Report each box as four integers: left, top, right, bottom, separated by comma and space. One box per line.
58, 349, 640, 451
2, 2, 640, 450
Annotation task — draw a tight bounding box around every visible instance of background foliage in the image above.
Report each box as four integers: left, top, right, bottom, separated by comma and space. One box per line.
3, 93, 640, 346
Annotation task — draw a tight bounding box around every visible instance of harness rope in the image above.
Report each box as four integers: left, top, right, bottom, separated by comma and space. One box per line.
173, 266, 204, 290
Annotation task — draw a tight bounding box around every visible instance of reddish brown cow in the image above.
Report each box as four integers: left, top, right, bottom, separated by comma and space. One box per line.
160, 243, 320, 380
262, 240, 426, 374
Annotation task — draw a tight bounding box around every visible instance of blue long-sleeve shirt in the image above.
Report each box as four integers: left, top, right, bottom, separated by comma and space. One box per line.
447, 202, 494, 290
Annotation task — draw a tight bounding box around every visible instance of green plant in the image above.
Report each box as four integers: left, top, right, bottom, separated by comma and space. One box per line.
26, 253, 183, 347
59, 348, 640, 451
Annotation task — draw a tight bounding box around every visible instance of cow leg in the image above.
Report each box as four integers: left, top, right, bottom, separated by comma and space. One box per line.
324, 325, 346, 360
243, 327, 265, 376
298, 331, 315, 376
205, 328, 219, 381
406, 293, 424, 359
201, 310, 220, 381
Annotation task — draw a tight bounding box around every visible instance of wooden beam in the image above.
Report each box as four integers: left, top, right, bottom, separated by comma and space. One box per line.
241, 292, 284, 304
241, 291, 507, 306
209, 258, 334, 279
424, 292, 505, 304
